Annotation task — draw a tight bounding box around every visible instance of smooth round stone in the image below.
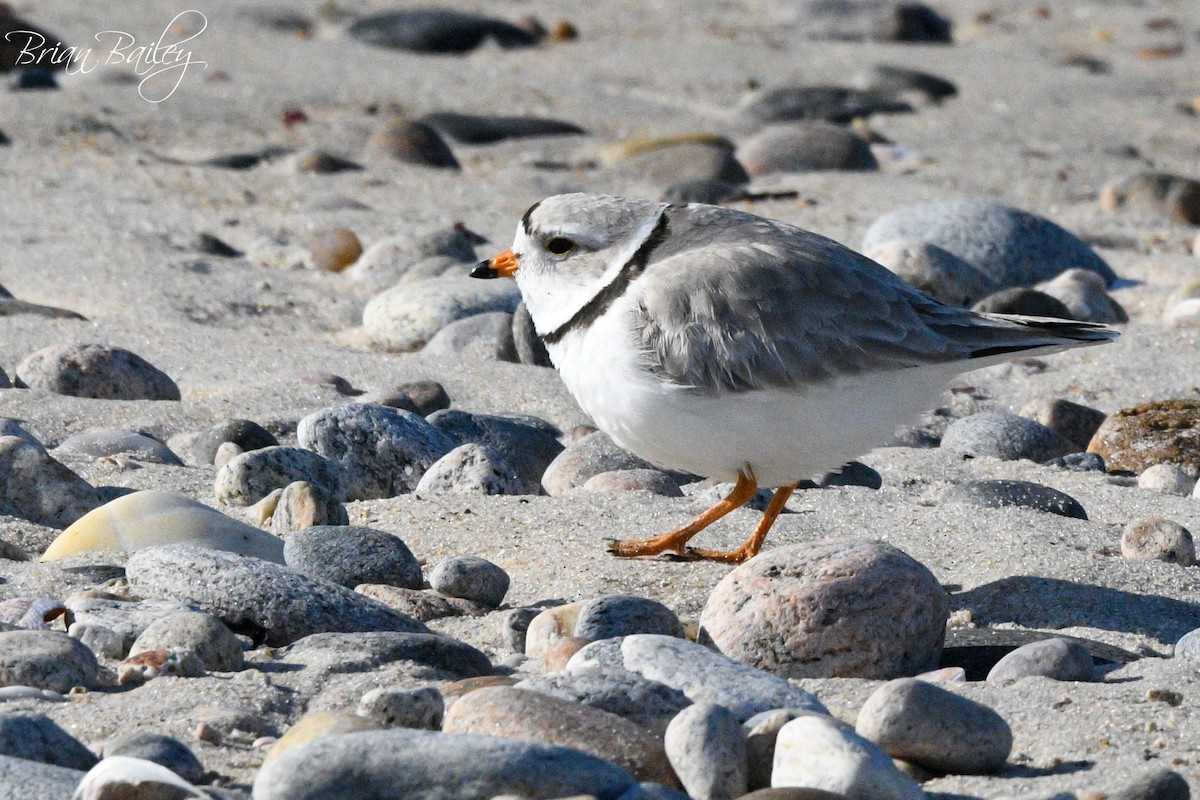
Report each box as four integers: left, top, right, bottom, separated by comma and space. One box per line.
737, 122, 877, 176
427, 410, 564, 496
191, 419, 277, 465
284, 525, 422, 589
99, 732, 205, 784
15, 343, 180, 400
298, 403, 456, 500
855, 678, 1011, 774
1018, 398, 1107, 451
566, 635, 826, 721
0, 630, 98, 692
361, 379, 452, 416
864, 237, 995, 306
659, 179, 745, 205
0, 754, 84, 799
971, 287, 1074, 318
347, 9, 539, 53
346, 227, 478, 289
430, 555, 510, 608
287, 149, 362, 175
0, 435, 102, 528
277, 631, 491, 678
415, 443, 524, 497
252, 729, 637, 800
516, 671, 691, 734
861, 64, 957, 103
744, 710, 817, 791
0, 713, 97, 770
42, 490, 285, 563
772, 715, 923, 799
53, 429, 181, 465
308, 227, 363, 272
581, 469, 683, 497
543, 431, 663, 496
700, 541, 947, 680
987, 637, 1094, 682
263, 711, 382, 766
1137, 465, 1197, 497
215, 446, 341, 507
600, 136, 749, 187
271, 480, 349, 532
356, 584, 485, 622
512, 301, 553, 367
363, 118, 459, 168
1164, 298, 1200, 328
364, 276, 521, 351
1100, 172, 1200, 225
72, 755, 207, 800
128, 610, 244, 672
1035, 269, 1127, 323
861, 201, 1117, 291
1106, 768, 1191, 800
1173, 628, 1200, 661
664, 703, 748, 800
443, 686, 677, 786
941, 412, 1078, 463
420, 112, 585, 144
422, 311, 514, 361
1121, 517, 1195, 566
941, 480, 1088, 520
126, 545, 428, 646
738, 86, 911, 126
1088, 400, 1200, 474
358, 686, 444, 729
575, 595, 685, 641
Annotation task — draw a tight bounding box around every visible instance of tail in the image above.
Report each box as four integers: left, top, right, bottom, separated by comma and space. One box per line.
965, 313, 1119, 360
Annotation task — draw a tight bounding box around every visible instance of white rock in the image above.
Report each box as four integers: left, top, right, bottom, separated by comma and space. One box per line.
1137, 464, 1197, 497
771, 715, 924, 799
73, 756, 207, 800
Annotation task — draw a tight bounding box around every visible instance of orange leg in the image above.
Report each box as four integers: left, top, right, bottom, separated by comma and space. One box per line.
606, 471, 758, 559
685, 481, 800, 564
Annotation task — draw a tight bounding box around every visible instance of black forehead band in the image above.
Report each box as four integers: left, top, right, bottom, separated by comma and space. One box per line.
520, 200, 543, 235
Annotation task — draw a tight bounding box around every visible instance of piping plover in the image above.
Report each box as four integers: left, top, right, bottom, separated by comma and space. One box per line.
472, 193, 1118, 563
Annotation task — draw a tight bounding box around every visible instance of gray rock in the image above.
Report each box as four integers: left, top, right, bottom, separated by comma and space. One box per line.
65, 597, 201, 659
942, 479, 1088, 520
512, 301, 553, 367
575, 595, 685, 641
429, 555, 510, 608
582, 469, 683, 497
427, 410, 563, 496
252, 729, 636, 800
0, 713, 97, 770
1046, 451, 1107, 472
271, 479, 349, 532
128, 610, 245, 672
543, 431, 663, 496
363, 276, 520, 351
516, 670, 692, 733
566, 635, 827, 721
604, 138, 749, 187
415, 443, 524, 497
1121, 517, 1195, 566
99, 731, 205, 784
855, 678, 1012, 774
0, 754, 84, 800
737, 122, 877, 176
53, 429, 182, 465
1018, 398, 1107, 451
192, 419, 278, 465
1106, 769, 1191, 800
987, 637, 1094, 682
0, 418, 39, 446
738, 86, 912, 126
1172, 628, 1200, 661
356, 584, 486, 622
864, 237, 996, 306
363, 118, 460, 168
699, 541, 947, 679
15, 343, 180, 400
0, 630, 98, 692
862, 201, 1118, 292
1036, 269, 1128, 323
941, 412, 1079, 462
972, 287, 1074, 318
126, 545, 428, 646
358, 686, 445, 729
360, 380, 451, 416
422, 311, 513, 361
215, 446, 341, 507
277, 631, 491, 678
1137, 465, 1197, 497
0, 436, 102, 527
348, 9, 538, 54
744, 709, 819, 791
772, 715, 923, 799
861, 64, 957, 103
346, 228, 478, 290
664, 703, 747, 800
284, 525, 423, 589
420, 112, 585, 144
502, 606, 553, 654
298, 403, 456, 500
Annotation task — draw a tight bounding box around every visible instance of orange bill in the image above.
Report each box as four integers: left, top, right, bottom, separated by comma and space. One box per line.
469, 249, 519, 279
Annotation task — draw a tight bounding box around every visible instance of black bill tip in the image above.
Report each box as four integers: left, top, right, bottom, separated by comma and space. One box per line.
470, 260, 498, 279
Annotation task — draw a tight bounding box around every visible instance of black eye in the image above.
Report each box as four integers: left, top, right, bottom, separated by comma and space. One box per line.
544, 236, 577, 255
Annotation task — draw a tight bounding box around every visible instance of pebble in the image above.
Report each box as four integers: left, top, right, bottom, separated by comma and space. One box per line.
737, 122, 877, 176
215, 445, 342, 506
1137, 464, 1197, 497
308, 228, 363, 272
357, 685, 444, 729
41, 490, 285, 564
575, 595, 685, 641
987, 637, 1095, 682
346, 227, 478, 289
1046, 451, 1107, 472
126, 545, 428, 646
1018, 398, 1108, 451
941, 479, 1088, 520
566, 634, 827, 720
128, 610, 245, 672
363, 118, 460, 168
443, 685, 677, 785
428, 410, 562, 493
738, 86, 912, 126
600, 135, 749, 186
15, 343, 180, 400
356, 584, 486, 621
0, 435, 102, 528
261, 711, 381, 766
53, 429, 182, 465
700, 540, 946, 679
516, 670, 691, 733
940, 411, 1079, 462
190, 419, 278, 465
363, 379, 452, 416
284, 525, 423, 589
870, 2, 952, 42
664, 703, 748, 800
0, 597, 65, 629
1035, 269, 1127, 323
0, 712, 97, 770
270, 479, 349, 532
581, 469, 684, 497
422, 311, 514, 361
364, 276, 521, 351
98, 732, 205, 784
861, 64, 957, 104
1087, 400, 1200, 474
65, 597, 201, 659
771, 715, 924, 800
287, 149, 362, 175
0, 630, 99, 692
863, 237, 996, 306
275, 630, 492, 677
348, 9, 540, 53
415, 443, 525, 497
861, 201, 1117, 292
1171, 627, 1200, 661
252, 729, 637, 800
1107, 768, 1191, 800
420, 112, 586, 144
0, 754, 84, 800
512, 301, 554, 367
1100, 172, 1200, 225
855, 678, 1012, 774
971, 287, 1074, 318
1121, 517, 1195, 566
543, 431, 664, 495
72, 756, 208, 800
430, 555, 510, 608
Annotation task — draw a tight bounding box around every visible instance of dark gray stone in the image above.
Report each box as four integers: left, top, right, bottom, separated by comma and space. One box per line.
1109, 768, 1191, 800
941, 412, 1079, 462
427, 410, 563, 495
1045, 451, 1106, 472
15, 343, 179, 400
863, 64, 957, 102
99, 731, 204, 783
739, 86, 912, 125
284, 525, 422, 589
575, 595, 685, 641
215, 445, 341, 506
503, 606, 549, 654
364, 118, 459, 168
942, 479, 1088, 520
361, 380, 451, 416
0, 436, 102, 527
512, 301, 553, 368
429, 555, 510, 608
278, 631, 491, 677
516, 670, 692, 733
0, 630, 98, 692
348, 10, 539, 54
972, 287, 1075, 318
0, 713, 97, 769
422, 311, 514, 361
420, 112, 585, 144
987, 637, 1094, 682
193, 419, 278, 464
